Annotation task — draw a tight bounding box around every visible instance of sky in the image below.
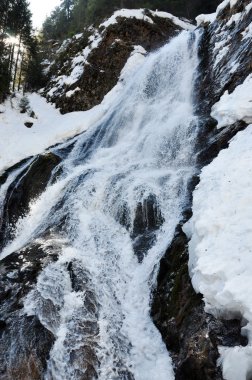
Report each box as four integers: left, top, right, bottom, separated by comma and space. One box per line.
29, 0, 61, 29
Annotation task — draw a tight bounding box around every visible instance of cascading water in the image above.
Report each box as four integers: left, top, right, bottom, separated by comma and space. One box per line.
0, 30, 200, 380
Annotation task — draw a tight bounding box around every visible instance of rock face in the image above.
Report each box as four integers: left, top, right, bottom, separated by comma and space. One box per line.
0, 243, 56, 380
151, 1, 252, 378
151, 225, 248, 380
43, 10, 188, 114
195, 0, 252, 164
0, 153, 61, 249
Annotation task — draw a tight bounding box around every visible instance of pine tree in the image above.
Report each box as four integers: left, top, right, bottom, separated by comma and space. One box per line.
0, 0, 34, 100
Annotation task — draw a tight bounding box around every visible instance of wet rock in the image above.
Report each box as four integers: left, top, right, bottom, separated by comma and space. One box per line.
0, 243, 57, 380
0, 152, 61, 246
151, 227, 246, 380
132, 194, 164, 262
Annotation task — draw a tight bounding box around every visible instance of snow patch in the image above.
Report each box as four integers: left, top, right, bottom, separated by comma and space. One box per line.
242, 22, 252, 40
100, 9, 154, 28
184, 125, 252, 380
65, 87, 80, 98
0, 93, 103, 174
211, 74, 252, 128
100, 8, 193, 31
196, 13, 216, 26
150, 10, 194, 30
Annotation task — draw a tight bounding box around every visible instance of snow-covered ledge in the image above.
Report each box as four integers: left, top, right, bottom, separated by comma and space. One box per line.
184, 125, 252, 380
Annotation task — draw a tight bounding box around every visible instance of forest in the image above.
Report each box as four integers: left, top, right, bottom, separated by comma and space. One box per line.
0, 0, 41, 102
42, 0, 221, 39
0, 0, 221, 103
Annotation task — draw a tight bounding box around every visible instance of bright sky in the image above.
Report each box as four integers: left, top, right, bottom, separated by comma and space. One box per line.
29, 0, 61, 29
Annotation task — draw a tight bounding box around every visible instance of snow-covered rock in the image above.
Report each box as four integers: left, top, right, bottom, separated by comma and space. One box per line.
43, 9, 193, 114
185, 125, 252, 380
196, 0, 252, 117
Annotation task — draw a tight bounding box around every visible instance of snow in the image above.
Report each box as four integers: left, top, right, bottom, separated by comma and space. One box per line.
0, 93, 102, 174
150, 10, 194, 30
196, 0, 244, 26
213, 43, 230, 68
120, 45, 146, 80
101, 8, 194, 31
65, 87, 80, 98
246, 2, 252, 14
45, 9, 193, 100
184, 125, 252, 380
0, 105, 5, 113
100, 9, 154, 28
48, 32, 102, 96
242, 21, 252, 40
196, 13, 216, 26
0, 46, 147, 175
211, 73, 252, 128
226, 12, 242, 26
75, 33, 83, 40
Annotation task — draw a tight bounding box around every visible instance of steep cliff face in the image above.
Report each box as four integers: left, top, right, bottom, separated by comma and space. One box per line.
152, 1, 252, 379
42, 9, 193, 114
194, 0, 252, 168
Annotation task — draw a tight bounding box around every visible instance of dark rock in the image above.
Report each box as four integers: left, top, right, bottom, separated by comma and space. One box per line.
0, 243, 57, 380
132, 194, 164, 262
24, 121, 33, 128
151, 227, 246, 380
0, 152, 61, 247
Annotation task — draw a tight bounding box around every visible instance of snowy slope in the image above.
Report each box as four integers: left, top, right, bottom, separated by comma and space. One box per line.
0, 46, 146, 174
184, 125, 252, 380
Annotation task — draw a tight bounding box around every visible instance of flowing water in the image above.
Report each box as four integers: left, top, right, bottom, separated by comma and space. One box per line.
0, 30, 200, 380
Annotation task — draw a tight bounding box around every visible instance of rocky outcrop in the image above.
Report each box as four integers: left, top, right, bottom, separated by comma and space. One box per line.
195, 0, 252, 160
151, 225, 247, 380
43, 10, 190, 114
0, 243, 57, 380
0, 153, 61, 249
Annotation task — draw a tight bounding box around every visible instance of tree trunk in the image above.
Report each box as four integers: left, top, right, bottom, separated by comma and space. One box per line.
12, 35, 22, 92
8, 43, 14, 77
18, 50, 25, 91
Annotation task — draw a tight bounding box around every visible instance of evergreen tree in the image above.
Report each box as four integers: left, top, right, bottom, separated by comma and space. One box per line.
0, 0, 36, 101
42, 0, 223, 41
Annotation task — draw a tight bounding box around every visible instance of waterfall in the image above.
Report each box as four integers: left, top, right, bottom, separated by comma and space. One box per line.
0, 30, 199, 380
